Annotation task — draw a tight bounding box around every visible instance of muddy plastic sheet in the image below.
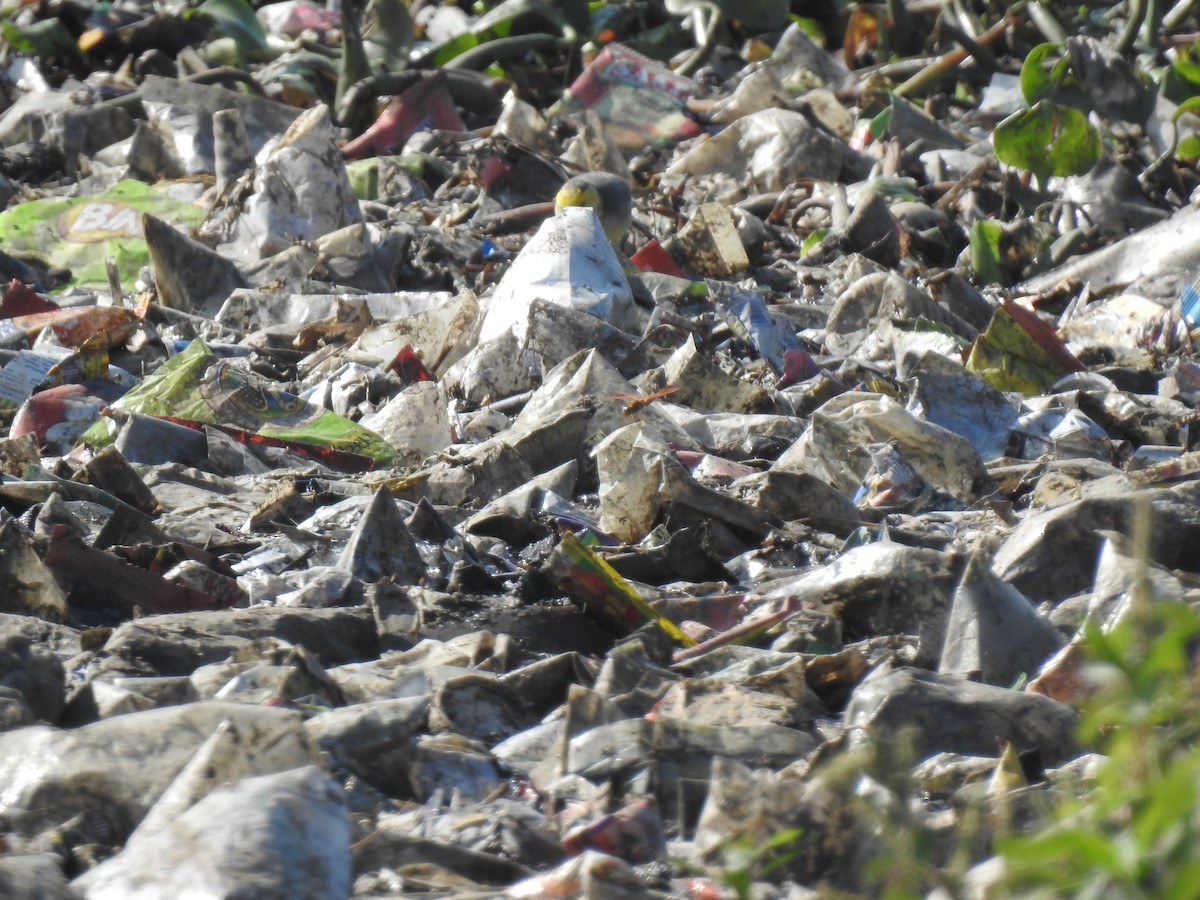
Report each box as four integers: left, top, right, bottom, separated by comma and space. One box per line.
81, 339, 396, 469
74, 766, 350, 900
0, 702, 315, 838
9, 4, 1200, 897
139, 74, 303, 176
0, 517, 69, 622
774, 392, 987, 504
238, 105, 364, 259
826, 270, 978, 359
503, 349, 699, 459
906, 360, 1020, 461
0, 180, 207, 291
655, 337, 768, 414
938, 549, 1065, 686
591, 422, 676, 543
1021, 202, 1200, 296
666, 107, 850, 201
348, 289, 480, 379
1060, 292, 1186, 362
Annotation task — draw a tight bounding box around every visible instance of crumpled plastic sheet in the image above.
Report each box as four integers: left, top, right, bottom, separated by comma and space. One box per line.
773, 392, 987, 504
666, 107, 851, 201
74, 766, 350, 900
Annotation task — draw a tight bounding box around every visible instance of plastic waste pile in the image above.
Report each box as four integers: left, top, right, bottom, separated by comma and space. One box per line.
5, 1, 1200, 897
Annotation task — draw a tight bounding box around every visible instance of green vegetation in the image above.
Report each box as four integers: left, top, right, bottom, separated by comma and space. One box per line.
997, 520, 1200, 898
993, 42, 1103, 189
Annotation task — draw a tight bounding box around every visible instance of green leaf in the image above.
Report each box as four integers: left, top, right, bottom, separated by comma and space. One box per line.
1133, 758, 1198, 850
1045, 104, 1102, 175
995, 105, 1055, 184
867, 106, 892, 142
1177, 134, 1200, 161
1163, 858, 1200, 897
412, 0, 582, 68
968, 219, 1005, 285
787, 15, 826, 42
1020, 42, 1064, 105
1163, 59, 1200, 104
800, 228, 827, 254
420, 30, 480, 68
993, 99, 1100, 187
197, 0, 266, 56
1003, 829, 1126, 878
1171, 95, 1200, 124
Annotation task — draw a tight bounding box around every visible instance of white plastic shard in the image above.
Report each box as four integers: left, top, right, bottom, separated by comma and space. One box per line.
478, 206, 635, 344
74, 766, 351, 900
240, 104, 364, 259
336, 486, 426, 585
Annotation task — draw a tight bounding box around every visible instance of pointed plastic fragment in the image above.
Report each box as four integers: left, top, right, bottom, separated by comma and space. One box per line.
939, 548, 1064, 686
73, 766, 349, 900
242, 103, 363, 258
133, 718, 251, 842
84, 444, 161, 515
143, 213, 247, 316
0, 518, 69, 623
336, 486, 425, 585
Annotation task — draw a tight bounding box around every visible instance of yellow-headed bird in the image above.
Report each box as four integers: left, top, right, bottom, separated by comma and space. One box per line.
554, 171, 633, 247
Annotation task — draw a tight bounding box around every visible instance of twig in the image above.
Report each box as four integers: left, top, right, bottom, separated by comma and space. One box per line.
894, 14, 1018, 98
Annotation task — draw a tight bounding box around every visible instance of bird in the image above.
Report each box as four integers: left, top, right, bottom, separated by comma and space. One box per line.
554, 171, 633, 247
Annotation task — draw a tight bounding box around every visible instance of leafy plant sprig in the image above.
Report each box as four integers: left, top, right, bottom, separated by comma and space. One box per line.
993, 42, 1102, 189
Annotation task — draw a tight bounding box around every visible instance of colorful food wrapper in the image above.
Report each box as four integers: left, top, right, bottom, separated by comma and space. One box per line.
0, 303, 146, 351
12, 385, 112, 456
80, 339, 397, 468
556, 43, 703, 150
0, 347, 72, 409
547, 530, 695, 646
0, 333, 130, 411
966, 299, 1084, 396
0, 179, 208, 291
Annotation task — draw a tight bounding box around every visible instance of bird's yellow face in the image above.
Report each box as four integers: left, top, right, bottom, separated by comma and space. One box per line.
554, 183, 601, 214
553, 173, 632, 245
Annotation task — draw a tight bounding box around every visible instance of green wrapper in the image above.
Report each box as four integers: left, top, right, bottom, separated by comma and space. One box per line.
81, 339, 396, 468
548, 531, 695, 646
0, 180, 209, 291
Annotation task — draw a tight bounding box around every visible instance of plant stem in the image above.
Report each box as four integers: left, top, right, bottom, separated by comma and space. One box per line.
894, 14, 1016, 98
1165, 0, 1200, 30
1118, 0, 1148, 53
